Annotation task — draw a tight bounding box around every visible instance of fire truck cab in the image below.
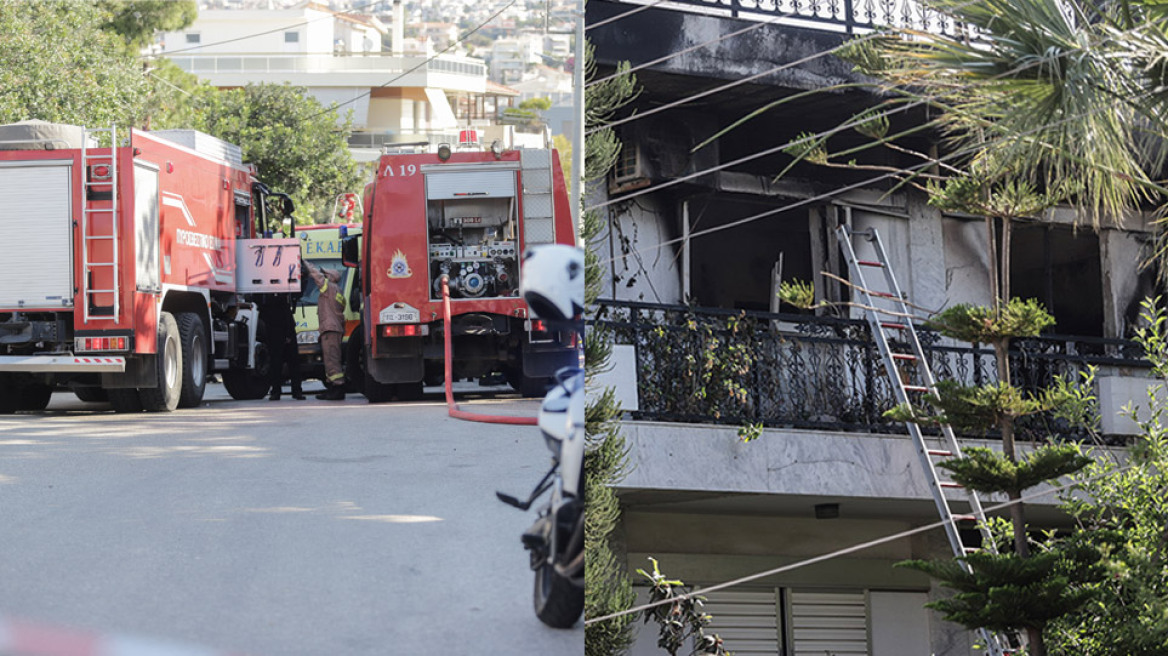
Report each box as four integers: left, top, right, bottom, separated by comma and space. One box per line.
345, 137, 578, 400
0, 120, 297, 412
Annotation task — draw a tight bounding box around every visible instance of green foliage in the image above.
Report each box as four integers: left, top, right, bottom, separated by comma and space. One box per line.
927, 298, 1055, 343
782, 131, 829, 165
584, 41, 639, 185
638, 558, 729, 656
1045, 298, 1168, 654
927, 173, 1073, 220
851, 106, 890, 141
939, 444, 1091, 496
584, 41, 638, 656
898, 542, 1106, 633
519, 97, 553, 112
99, 0, 197, 51
1132, 297, 1168, 380
193, 84, 361, 223
1041, 366, 1101, 434
642, 314, 756, 420
0, 0, 152, 127
893, 380, 1047, 432
737, 422, 763, 443
776, 279, 817, 310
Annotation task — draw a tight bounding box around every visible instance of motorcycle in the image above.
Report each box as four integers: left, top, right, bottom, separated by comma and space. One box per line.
496, 364, 585, 628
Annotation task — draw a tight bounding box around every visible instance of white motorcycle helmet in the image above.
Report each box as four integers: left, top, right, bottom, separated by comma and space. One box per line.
520, 244, 584, 321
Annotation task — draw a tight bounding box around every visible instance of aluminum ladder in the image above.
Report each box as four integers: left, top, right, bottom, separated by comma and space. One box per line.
834, 224, 1018, 656
80, 127, 120, 323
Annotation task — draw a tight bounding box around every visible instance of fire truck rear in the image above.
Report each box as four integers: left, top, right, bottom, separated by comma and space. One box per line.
345, 139, 578, 401
0, 121, 297, 412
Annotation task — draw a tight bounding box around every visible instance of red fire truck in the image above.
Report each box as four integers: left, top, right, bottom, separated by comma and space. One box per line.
0, 120, 299, 413
343, 137, 579, 401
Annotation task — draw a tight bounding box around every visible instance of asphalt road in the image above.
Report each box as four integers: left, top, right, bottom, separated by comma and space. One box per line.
0, 382, 582, 655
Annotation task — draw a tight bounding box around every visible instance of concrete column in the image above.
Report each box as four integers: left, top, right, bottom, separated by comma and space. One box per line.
391, 0, 404, 57
906, 192, 946, 312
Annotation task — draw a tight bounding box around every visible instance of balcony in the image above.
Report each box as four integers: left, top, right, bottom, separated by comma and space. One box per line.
610, 0, 978, 35
594, 300, 1150, 442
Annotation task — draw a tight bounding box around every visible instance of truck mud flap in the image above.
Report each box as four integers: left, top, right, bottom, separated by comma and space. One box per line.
101, 354, 156, 388
520, 343, 577, 379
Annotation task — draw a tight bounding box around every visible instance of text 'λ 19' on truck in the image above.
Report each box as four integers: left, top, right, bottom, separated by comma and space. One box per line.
0, 120, 300, 413
343, 137, 578, 402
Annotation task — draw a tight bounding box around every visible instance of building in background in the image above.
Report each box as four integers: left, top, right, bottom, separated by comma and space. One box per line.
160, 2, 514, 160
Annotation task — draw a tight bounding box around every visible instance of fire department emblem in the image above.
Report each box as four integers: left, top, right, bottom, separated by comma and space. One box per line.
387, 249, 412, 279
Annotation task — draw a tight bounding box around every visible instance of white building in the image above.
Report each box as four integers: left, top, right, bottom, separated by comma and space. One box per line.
160, 2, 488, 160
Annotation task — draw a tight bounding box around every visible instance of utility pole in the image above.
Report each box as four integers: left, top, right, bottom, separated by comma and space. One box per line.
571, 0, 585, 245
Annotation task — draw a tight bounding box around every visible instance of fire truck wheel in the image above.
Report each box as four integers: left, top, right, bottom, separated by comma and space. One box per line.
222, 324, 272, 401
140, 311, 182, 412
72, 386, 108, 403
108, 388, 144, 413
176, 312, 208, 408
394, 382, 424, 401
343, 335, 365, 395
17, 383, 53, 411
506, 368, 551, 398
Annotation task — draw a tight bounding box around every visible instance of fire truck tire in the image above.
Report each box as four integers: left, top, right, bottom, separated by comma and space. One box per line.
140, 311, 182, 412
222, 325, 272, 401
395, 382, 424, 401
72, 386, 108, 403
506, 368, 550, 398
108, 388, 144, 413
344, 336, 365, 395
17, 383, 53, 411
176, 312, 208, 408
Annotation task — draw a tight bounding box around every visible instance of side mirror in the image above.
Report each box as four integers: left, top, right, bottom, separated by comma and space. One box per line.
282, 197, 295, 215
341, 235, 360, 268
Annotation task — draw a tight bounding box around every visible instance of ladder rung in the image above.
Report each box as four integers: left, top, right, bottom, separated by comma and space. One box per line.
880, 322, 908, 330
927, 449, 954, 457
940, 481, 964, 489
85, 235, 115, 240
904, 384, 930, 393
871, 291, 897, 298
87, 262, 115, 267
952, 514, 977, 522
857, 260, 883, 267
963, 546, 980, 554
891, 353, 918, 361
87, 289, 116, 294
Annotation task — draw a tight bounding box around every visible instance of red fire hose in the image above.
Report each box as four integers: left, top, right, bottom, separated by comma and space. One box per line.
441, 276, 537, 425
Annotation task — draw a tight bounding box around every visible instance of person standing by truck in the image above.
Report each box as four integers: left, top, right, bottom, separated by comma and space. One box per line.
303, 259, 347, 400
257, 291, 305, 401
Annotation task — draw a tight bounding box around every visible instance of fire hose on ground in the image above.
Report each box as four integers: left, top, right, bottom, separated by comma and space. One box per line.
441, 275, 538, 426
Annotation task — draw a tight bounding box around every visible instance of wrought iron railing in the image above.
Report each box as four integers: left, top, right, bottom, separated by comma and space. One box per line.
609, 0, 977, 36
593, 300, 1147, 441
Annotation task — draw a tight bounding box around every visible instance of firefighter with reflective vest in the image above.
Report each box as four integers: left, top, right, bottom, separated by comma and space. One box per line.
304, 260, 347, 400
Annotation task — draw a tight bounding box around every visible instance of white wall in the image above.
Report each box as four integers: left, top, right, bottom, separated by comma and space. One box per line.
592, 192, 683, 304
163, 9, 335, 55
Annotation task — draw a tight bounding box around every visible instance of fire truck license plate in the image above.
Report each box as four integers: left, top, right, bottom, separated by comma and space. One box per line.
379, 304, 420, 324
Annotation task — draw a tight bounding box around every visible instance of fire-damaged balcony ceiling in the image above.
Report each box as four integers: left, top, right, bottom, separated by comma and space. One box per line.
587, 0, 938, 194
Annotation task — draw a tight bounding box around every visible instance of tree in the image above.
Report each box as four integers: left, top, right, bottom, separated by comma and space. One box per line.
1044, 299, 1168, 655
0, 0, 152, 127
192, 84, 362, 224
584, 42, 640, 656
99, 0, 197, 51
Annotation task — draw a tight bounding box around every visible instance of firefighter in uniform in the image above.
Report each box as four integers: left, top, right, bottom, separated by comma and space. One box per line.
304, 260, 347, 400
